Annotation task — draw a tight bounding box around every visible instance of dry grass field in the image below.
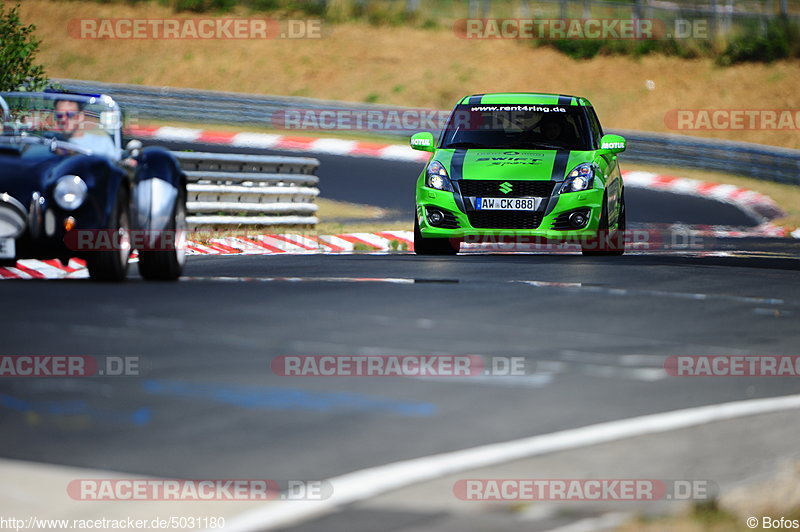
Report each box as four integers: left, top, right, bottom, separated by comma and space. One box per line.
16, 0, 800, 149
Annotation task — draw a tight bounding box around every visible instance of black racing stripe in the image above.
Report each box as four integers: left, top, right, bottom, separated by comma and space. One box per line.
468, 94, 484, 105
543, 196, 559, 217
550, 150, 570, 181
450, 149, 468, 213
544, 150, 570, 216
557, 95, 572, 106
450, 149, 467, 180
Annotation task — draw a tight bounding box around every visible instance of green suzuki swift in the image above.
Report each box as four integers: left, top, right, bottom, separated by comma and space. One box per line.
411, 93, 627, 255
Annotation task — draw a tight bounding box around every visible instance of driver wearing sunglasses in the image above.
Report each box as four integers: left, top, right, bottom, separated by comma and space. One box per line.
54, 99, 117, 159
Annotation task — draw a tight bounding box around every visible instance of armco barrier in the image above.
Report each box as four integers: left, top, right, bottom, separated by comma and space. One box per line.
174, 152, 320, 227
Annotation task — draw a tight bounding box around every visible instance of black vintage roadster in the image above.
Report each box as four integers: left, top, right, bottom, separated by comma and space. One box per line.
0, 92, 186, 281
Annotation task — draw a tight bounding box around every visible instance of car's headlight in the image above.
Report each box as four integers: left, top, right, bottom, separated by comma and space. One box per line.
425, 161, 453, 192
54, 175, 88, 211
560, 163, 595, 193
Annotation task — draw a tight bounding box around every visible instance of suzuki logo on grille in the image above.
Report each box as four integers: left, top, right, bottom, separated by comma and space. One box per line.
499, 182, 513, 194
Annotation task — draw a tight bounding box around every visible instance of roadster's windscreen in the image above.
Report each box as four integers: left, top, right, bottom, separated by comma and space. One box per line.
440, 104, 596, 151
2, 93, 119, 159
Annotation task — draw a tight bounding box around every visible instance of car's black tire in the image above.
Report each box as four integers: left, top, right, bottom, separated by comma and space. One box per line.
607, 192, 626, 256
86, 188, 131, 282
413, 217, 459, 255
137, 187, 186, 281
581, 191, 625, 256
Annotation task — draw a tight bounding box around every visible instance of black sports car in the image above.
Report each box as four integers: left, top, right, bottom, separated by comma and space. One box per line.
0, 92, 186, 281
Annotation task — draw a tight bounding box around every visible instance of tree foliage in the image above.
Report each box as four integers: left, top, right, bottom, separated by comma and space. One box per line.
0, 3, 49, 91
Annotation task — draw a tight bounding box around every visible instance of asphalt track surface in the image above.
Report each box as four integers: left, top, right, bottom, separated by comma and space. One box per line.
1, 142, 799, 528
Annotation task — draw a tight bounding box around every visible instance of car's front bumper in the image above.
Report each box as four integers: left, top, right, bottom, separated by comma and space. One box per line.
416, 183, 605, 241
0, 192, 106, 263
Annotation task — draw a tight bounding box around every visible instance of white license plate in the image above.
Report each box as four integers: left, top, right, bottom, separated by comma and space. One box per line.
0, 238, 15, 259
475, 197, 540, 211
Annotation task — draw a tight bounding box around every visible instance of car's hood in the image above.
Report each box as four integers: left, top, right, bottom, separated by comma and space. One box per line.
437, 149, 595, 181
0, 150, 62, 199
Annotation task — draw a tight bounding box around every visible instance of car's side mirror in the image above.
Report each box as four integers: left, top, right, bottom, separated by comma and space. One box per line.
598, 134, 626, 154
410, 132, 436, 153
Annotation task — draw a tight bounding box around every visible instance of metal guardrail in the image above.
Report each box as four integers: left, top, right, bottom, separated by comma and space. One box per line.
609, 129, 800, 186
60, 79, 800, 185
173, 152, 320, 227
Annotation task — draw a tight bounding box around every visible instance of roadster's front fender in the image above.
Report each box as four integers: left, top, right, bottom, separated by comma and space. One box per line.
134, 177, 178, 234
133, 147, 185, 248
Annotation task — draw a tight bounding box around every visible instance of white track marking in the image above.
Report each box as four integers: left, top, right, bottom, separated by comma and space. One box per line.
619, 354, 669, 366
554, 351, 668, 381
418, 374, 555, 388
515, 281, 788, 306
230, 133, 283, 149
574, 364, 667, 381
541, 512, 632, 531
558, 351, 667, 368
214, 237, 274, 254
339, 232, 395, 249
179, 276, 415, 284
309, 138, 359, 155
251, 235, 314, 253
213, 394, 800, 532
2, 267, 33, 279
378, 144, 427, 161
15, 260, 67, 279
152, 127, 202, 142
316, 234, 355, 251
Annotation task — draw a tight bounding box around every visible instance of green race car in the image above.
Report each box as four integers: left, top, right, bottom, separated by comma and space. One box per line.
411, 93, 627, 255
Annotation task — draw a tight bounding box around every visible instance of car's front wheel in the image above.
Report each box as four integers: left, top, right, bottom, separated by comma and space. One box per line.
137, 187, 187, 281
581, 192, 626, 256
413, 217, 459, 255
86, 188, 131, 282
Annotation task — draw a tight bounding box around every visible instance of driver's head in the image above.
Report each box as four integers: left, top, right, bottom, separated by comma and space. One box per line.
539, 117, 563, 141
54, 99, 85, 135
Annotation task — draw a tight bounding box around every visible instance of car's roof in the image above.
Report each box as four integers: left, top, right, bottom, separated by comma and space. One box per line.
457, 92, 593, 107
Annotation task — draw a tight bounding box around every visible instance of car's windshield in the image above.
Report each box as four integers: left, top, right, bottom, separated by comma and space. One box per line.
439, 104, 595, 151
0, 92, 121, 158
